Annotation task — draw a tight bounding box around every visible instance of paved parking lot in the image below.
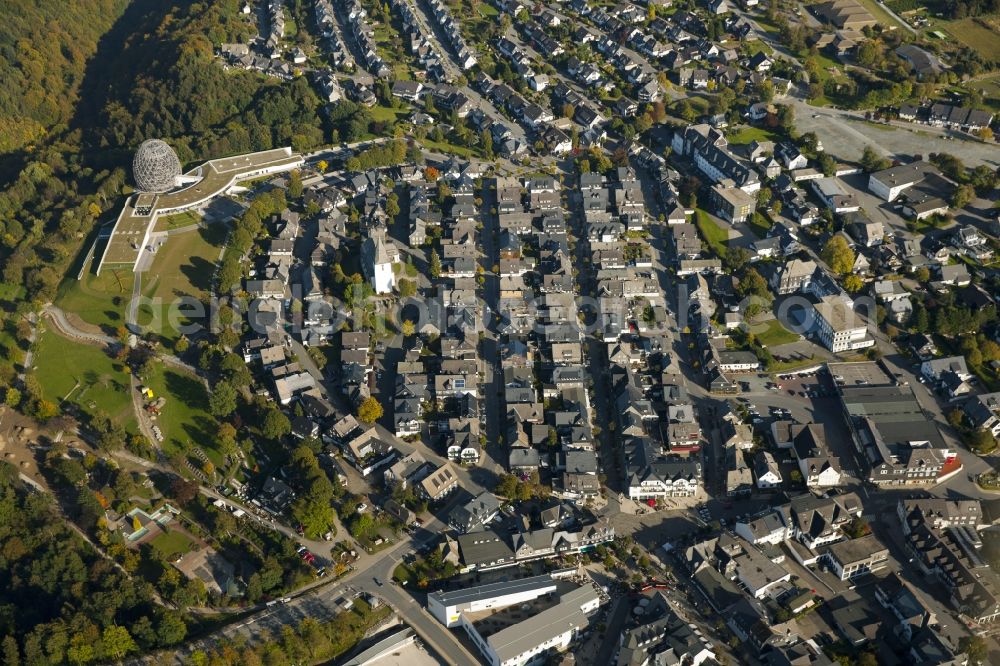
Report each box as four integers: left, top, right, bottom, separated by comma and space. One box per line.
791, 102, 1000, 169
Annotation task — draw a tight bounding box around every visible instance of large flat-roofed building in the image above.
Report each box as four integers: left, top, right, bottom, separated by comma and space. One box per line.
838, 381, 959, 485
867, 161, 940, 202
813, 296, 874, 353
710, 184, 755, 223
428, 574, 559, 628
822, 534, 889, 580
473, 585, 600, 666
99, 147, 303, 272
429, 574, 601, 666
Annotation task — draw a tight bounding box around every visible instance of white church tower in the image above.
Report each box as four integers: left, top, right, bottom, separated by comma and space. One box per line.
362, 230, 398, 294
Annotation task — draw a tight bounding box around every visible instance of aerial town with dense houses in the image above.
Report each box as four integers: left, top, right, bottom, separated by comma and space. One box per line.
6, 0, 1000, 664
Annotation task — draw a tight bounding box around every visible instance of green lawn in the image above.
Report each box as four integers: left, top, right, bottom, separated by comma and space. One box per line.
769, 355, 821, 373
370, 104, 410, 122
726, 126, 778, 145
283, 10, 298, 39
418, 137, 478, 158
55, 269, 133, 334
138, 225, 226, 347
673, 95, 710, 116
942, 18, 1000, 62
748, 214, 773, 238
154, 210, 202, 232
150, 529, 197, 559
967, 73, 1000, 114
391, 63, 412, 81
745, 39, 773, 56
142, 362, 222, 466
695, 210, 728, 257
752, 318, 800, 347
750, 12, 784, 37
32, 329, 133, 427
804, 52, 844, 86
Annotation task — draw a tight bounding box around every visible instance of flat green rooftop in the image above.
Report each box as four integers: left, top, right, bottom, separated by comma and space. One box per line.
98, 148, 302, 271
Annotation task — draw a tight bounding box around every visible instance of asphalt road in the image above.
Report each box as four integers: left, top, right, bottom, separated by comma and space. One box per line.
144, 493, 480, 665
479, 180, 507, 477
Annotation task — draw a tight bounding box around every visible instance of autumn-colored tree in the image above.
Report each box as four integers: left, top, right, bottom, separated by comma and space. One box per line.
34, 400, 59, 420
357, 396, 384, 424
429, 250, 442, 279
821, 236, 855, 275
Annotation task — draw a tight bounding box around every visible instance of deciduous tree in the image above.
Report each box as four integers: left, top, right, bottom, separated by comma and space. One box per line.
357, 396, 384, 424
262, 407, 291, 440
860, 145, 890, 172
821, 236, 855, 275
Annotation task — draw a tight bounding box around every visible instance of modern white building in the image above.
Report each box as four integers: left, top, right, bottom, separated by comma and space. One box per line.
813, 296, 874, 353
428, 575, 558, 628
822, 535, 889, 580
100, 147, 304, 273
428, 574, 600, 666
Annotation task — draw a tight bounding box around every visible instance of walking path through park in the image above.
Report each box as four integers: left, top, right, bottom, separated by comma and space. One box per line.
42, 304, 115, 346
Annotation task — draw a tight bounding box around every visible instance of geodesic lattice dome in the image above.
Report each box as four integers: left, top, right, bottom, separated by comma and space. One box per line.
132, 139, 181, 193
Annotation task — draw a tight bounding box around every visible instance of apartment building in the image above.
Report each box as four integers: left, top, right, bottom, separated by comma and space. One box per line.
711, 184, 756, 223
822, 535, 889, 580
813, 296, 874, 353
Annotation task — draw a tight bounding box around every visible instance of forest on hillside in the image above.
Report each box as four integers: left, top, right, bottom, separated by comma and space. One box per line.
0, 0, 328, 388
0, 0, 130, 155
0, 462, 188, 664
